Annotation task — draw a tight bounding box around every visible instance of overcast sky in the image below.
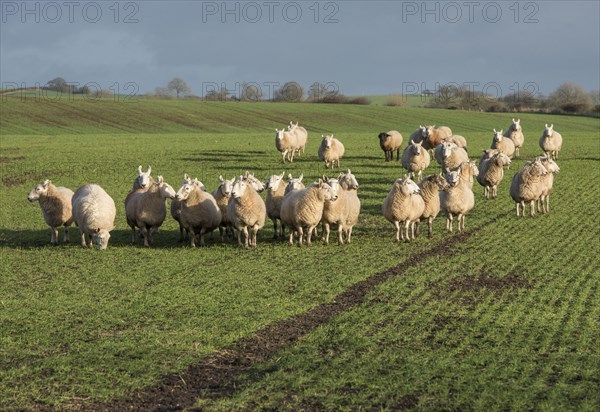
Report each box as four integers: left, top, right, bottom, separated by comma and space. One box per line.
1, 0, 598, 98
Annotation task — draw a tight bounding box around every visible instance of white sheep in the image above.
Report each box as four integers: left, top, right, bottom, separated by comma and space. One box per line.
509, 158, 548, 218
423, 125, 453, 150
126, 175, 176, 246
288, 121, 308, 155
440, 163, 475, 233
491, 128, 516, 158
321, 174, 361, 245
382, 176, 425, 242
27, 179, 74, 244
539, 124, 563, 160
336, 169, 361, 243
446, 134, 468, 150
280, 179, 334, 246
378, 130, 403, 161
71, 184, 116, 250
436, 141, 469, 173
265, 172, 287, 239
212, 175, 235, 241
171, 174, 194, 242
416, 174, 448, 238
536, 155, 560, 214
455, 161, 479, 189
409, 125, 428, 144
504, 119, 524, 158
318, 134, 345, 169
284, 173, 305, 195
175, 178, 222, 247
401, 139, 431, 181
125, 165, 153, 209
275, 128, 299, 163
477, 152, 511, 199
227, 175, 267, 248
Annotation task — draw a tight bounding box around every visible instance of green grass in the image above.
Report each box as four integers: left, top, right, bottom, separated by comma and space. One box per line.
0, 97, 599, 410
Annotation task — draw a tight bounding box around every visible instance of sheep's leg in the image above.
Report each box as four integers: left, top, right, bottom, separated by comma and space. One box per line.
297, 227, 304, 247
520, 201, 525, 218
130, 226, 137, 243
428, 217, 433, 238
49, 227, 58, 245
394, 221, 400, 242
241, 227, 249, 248
447, 214, 453, 233
141, 226, 150, 247
279, 222, 285, 239
288, 150, 295, 163
188, 227, 197, 248
396, 149, 400, 161
322, 222, 330, 245
337, 224, 344, 245
404, 221, 411, 242
493, 185, 498, 199
271, 219, 278, 239
251, 225, 258, 248
529, 200, 536, 218
459, 214, 465, 232
63, 225, 70, 243
546, 194, 551, 213
346, 227, 353, 243
80, 231, 87, 248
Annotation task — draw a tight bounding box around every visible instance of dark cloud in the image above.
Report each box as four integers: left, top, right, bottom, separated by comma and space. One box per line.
1, 1, 598, 96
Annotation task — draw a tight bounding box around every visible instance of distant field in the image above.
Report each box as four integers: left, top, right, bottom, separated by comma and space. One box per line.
1, 97, 599, 410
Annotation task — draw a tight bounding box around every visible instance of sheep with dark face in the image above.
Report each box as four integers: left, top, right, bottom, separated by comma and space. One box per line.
27, 179, 74, 244
378, 130, 403, 161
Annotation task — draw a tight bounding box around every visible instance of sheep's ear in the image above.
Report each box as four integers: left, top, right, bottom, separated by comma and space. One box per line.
43, 179, 50, 187
347, 169, 351, 174
288, 173, 293, 180
545, 124, 548, 128
337, 173, 344, 180
138, 165, 143, 174
512, 118, 516, 123
279, 171, 285, 178
499, 129, 503, 134
184, 173, 190, 180
147, 165, 151, 175
157, 175, 164, 184
550, 124, 553, 129
298, 174, 304, 181
322, 175, 328, 182
493, 128, 497, 133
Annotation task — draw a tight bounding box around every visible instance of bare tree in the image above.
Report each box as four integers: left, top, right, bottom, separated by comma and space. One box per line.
547, 82, 593, 113
273, 81, 304, 102
240, 82, 263, 102
167, 77, 191, 99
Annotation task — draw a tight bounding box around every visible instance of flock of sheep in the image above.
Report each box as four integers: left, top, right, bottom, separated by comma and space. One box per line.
27, 120, 563, 249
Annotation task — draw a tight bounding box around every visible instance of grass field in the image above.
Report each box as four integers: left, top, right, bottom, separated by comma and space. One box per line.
1, 97, 599, 410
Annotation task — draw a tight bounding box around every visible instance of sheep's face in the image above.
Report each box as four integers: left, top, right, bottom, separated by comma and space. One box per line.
287, 122, 298, 132
232, 178, 248, 199
266, 174, 284, 192
245, 174, 265, 193
481, 149, 498, 160
540, 157, 560, 174
445, 171, 460, 187
409, 141, 423, 156
93, 229, 111, 250
496, 153, 512, 167
421, 126, 430, 138
219, 178, 234, 196
441, 141, 454, 159
175, 183, 194, 201
543, 124, 554, 138
28, 181, 49, 202
433, 174, 449, 191
512, 119, 521, 132
493, 130, 503, 142
159, 182, 176, 199
275, 129, 284, 140
318, 181, 335, 201
324, 178, 340, 201
323, 135, 334, 149
285, 177, 304, 194
340, 171, 359, 191
137, 165, 152, 189
378, 132, 390, 143
529, 160, 548, 177
398, 178, 419, 196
